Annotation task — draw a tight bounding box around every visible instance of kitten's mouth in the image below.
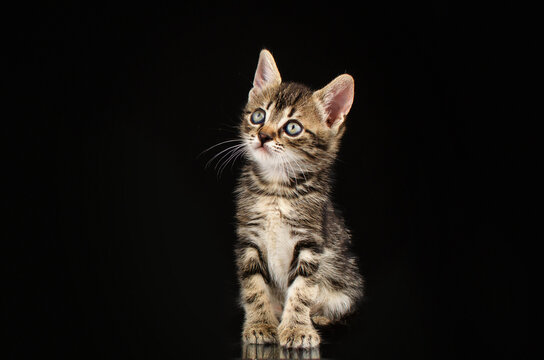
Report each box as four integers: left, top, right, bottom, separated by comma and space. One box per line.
253, 142, 270, 154
250, 143, 275, 162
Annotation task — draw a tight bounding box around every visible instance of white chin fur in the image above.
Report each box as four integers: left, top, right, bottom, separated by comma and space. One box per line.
247, 142, 291, 183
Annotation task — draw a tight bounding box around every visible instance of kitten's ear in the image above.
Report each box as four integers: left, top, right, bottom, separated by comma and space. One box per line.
249, 49, 282, 100
314, 74, 354, 130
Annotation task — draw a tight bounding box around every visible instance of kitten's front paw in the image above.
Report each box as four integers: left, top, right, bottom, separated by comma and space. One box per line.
242, 322, 278, 344
278, 324, 320, 348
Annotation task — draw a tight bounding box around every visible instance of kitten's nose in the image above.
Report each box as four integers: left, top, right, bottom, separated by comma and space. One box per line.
258, 130, 273, 145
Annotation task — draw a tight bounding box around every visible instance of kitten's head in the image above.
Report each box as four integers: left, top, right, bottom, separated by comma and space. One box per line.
241, 49, 354, 183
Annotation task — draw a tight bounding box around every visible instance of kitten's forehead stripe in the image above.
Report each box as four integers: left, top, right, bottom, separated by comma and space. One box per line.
288, 107, 297, 118
272, 83, 312, 112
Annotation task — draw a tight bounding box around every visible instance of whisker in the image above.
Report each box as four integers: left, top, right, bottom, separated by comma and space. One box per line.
218, 146, 247, 177
199, 139, 243, 158
229, 147, 248, 171
224, 149, 247, 177
205, 143, 245, 169
213, 144, 246, 170
284, 150, 308, 183
280, 151, 298, 187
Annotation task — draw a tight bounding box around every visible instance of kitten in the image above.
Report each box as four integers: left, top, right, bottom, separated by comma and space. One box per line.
234, 50, 363, 348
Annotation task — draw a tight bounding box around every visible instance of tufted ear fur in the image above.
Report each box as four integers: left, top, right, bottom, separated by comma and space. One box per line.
249, 49, 282, 100
313, 74, 354, 131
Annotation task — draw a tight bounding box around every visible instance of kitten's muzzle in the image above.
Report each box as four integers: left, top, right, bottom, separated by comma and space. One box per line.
258, 130, 274, 146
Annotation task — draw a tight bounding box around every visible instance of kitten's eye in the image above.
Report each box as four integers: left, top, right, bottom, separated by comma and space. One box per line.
284, 120, 303, 136
250, 109, 266, 125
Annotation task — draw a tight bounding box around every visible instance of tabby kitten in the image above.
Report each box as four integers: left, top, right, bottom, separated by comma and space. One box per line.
235, 50, 363, 348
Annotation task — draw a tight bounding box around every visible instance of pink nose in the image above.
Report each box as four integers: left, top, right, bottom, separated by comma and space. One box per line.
258, 131, 273, 145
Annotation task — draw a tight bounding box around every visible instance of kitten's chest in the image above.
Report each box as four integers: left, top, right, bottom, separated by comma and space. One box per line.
254, 198, 297, 289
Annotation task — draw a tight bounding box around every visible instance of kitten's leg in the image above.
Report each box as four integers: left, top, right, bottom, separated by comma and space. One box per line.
240, 276, 279, 344
278, 244, 322, 348
279, 277, 320, 348
237, 242, 279, 344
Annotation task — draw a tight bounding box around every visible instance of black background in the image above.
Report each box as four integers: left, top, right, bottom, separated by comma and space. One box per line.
6, 2, 527, 359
